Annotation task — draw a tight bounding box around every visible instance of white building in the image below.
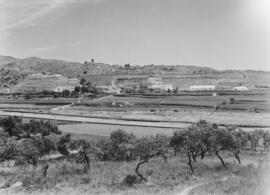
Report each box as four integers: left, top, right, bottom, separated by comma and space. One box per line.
190, 85, 215, 91
149, 84, 173, 91
232, 86, 249, 91
54, 86, 74, 92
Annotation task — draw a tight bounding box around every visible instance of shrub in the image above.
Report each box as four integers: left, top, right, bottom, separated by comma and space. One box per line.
0, 116, 23, 137
22, 120, 61, 137
247, 129, 264, 151
42, 136, 58, 153
16, 139, 40, 166
31, 136, 46, 155
229, 97, 235, 104
57, 134, 71, 155
122, 174, 141, 186
263, 131, 270, 151
0, 130, 18, 161
95, 138, 113, 161
109, 129, 137, 161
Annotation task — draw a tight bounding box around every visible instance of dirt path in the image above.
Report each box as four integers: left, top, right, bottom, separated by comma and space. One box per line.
177, 177, 229, 195
0, 110, 190, 129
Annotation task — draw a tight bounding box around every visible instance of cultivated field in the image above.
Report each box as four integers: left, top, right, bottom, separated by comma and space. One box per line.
59, 123, 178, 137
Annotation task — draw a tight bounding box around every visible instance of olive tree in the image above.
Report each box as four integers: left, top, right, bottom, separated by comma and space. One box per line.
16, 139, 41, 166
0, 129, 18, 161
0, 116, 23, 137
109, 129, 136, 161
134, 134, 169, 182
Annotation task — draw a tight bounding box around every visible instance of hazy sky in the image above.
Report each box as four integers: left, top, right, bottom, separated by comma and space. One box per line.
0, 0, 270, 70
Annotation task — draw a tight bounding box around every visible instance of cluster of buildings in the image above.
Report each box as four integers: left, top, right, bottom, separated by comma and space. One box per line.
27, 71, 250, 94
97, 76, 250, 94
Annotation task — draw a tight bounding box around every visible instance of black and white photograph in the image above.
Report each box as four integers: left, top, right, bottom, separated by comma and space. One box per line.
0, 0, 270, 194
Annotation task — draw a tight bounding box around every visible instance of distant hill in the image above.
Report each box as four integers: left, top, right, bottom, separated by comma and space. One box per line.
0, 55, 221, 77
0, 55, 269, 92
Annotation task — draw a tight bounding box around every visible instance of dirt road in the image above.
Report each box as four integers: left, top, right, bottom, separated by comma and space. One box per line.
0, 110, 190, 129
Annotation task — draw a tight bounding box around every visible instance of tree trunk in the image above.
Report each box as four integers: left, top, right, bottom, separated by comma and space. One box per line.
7, 128, 12, 137
235, 154, 241, 164
42, 162, 49, 177
233, 151, 241, 164
215, 151, 226, 168
173, 147, 177, 156
82, 150, 90, 170
187, 151, 194, 173
191, 151, 197, 162
162, 154, 168, 162
135, 159, 148, 182
200, 149, 205, 159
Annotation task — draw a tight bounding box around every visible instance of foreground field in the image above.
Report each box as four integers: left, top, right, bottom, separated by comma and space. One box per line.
0, 152, 268, 195
59, 123, 178, 137
1, 107, 270, 129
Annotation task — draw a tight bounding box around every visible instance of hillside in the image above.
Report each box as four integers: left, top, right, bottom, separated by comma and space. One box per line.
0, 55, 222, 77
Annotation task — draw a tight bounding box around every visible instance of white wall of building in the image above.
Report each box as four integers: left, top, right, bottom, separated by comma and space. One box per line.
190, 85, 216, 91
149, 84, 173, 91
232, 86, 249, 91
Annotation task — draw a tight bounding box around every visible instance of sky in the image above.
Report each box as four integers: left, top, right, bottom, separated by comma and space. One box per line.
0, 0, 270, 70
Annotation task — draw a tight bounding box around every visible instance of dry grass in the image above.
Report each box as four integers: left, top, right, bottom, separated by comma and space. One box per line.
0, 151, 268, 195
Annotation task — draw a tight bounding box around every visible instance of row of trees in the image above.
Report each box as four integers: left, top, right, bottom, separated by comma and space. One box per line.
0, 116, 71, 168
69, 123, 270, 181
1, 117, 270, 182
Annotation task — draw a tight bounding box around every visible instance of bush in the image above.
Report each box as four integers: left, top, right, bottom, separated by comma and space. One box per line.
109, 129, 136, 161
0, 130, 18, 161
57, 144, 69, 156
22, 120, 61, 137
0, 116, 23, 137
31, 136, 46, 155
57, 134, 71, 155
16, 139, 40, 166
42, 136, 58, 154
122, 174, 141, 186
229, 97, 235, 104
